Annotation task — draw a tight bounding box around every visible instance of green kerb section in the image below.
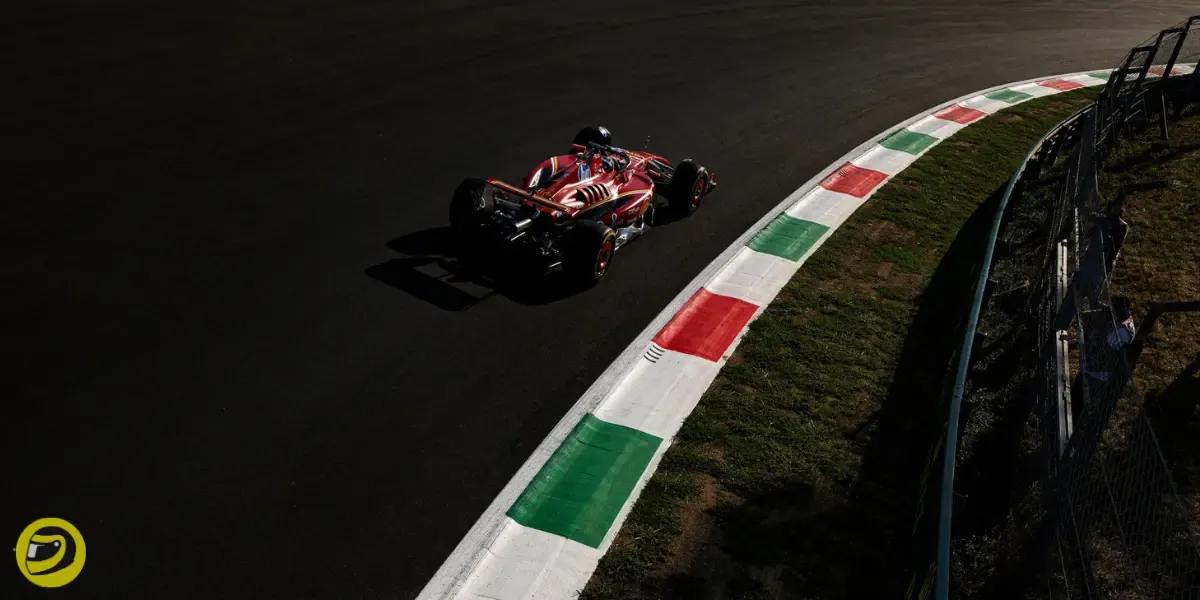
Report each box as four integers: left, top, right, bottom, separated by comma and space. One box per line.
748, 214, 831, 262
879, 129, 938, 155
1089, 72, 1112, 80
507, 414, 662, 548
986, 89, 1033, 104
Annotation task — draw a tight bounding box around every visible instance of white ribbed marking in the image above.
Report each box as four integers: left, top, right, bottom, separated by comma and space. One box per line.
705, 247, 802, 307
851, 145, 921, 175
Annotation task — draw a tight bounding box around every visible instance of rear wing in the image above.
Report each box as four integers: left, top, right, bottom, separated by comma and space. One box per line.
487, 179, 575, 215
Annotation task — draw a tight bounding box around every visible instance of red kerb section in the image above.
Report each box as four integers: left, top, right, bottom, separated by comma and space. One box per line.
933, 105, 987, 125
1038, 78, 1084, 91
653, 289, 758, 362
818, 163, 888, 199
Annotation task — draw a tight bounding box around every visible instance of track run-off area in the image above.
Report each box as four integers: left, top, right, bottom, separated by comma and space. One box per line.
5, 1, 1197, 597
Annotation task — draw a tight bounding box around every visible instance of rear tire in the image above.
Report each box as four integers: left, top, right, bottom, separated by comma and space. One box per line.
668, 160, 709, 217
562, 220, 617, 285
449, 178, 493, 253
572, 125, 613, 148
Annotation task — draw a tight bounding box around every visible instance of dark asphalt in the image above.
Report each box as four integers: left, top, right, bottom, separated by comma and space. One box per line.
5, 1, 1195, 597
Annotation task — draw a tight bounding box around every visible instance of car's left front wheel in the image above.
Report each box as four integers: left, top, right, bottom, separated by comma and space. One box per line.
668, 160, 711, 217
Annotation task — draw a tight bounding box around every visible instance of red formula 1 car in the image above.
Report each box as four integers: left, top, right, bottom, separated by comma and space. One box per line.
449, 126, 716, 285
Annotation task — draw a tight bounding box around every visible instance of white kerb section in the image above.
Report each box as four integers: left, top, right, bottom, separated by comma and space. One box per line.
593, 347, 723, 440
959, 94, 1014, 114
1011, 82, 1063, 99
702, 248, 797, 308
785, 187, 867, 228
850, 145, 922, 176
1062, 73, 1105, 86
906, 115, 969, 139
458, 523, 597, 600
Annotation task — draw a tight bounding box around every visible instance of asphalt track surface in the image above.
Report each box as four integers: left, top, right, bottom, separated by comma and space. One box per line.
5, 1, 1197, 597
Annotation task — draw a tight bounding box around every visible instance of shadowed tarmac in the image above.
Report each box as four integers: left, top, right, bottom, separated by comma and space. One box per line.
4, 1, 1196, 597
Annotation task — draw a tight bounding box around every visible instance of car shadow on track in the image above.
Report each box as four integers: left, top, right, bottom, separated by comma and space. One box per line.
364, 227, 585, 310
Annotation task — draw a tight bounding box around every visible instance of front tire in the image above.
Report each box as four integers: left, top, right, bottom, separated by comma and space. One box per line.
668, 160, 710, 217
562, 220, 617, 285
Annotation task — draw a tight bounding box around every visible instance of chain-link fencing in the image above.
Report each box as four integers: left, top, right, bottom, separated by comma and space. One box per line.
1021, 16, 1200, 598
926, 15, 1200, 600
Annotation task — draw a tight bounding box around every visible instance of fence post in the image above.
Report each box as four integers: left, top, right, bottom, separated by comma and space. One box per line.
1159, 89, 1170, 141
1165, 18, 1200, 120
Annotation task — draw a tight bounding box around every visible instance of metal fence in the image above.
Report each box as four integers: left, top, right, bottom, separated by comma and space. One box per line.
921, 15, 1200, 600
1032, 19, 1200, 598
